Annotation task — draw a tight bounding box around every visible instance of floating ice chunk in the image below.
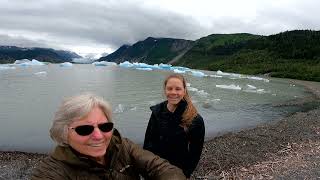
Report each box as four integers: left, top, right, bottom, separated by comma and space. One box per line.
216, 84, 242, 90
34, 71, 47, 76
247, 76, 269, 82
0, 65, 16, 70
191, 71, 207, 77
173, 69, 185, 74
136, 67, 153, 71
119, 61, 134, 68
92, 61, 117, 66
172, 66, 190, 71
130, 107, 137, 111
244, 88, 269, 94
196, 90, 209, 96
159, 63, 172, 70
14, 59, 31, 64
60, 62, 73, 67
186, 83, 191, 87
247, 84, 257, 90
114, 104, 124, 113
202, 101, 212, 109
209, 75, 223, 78
14, 59, 46, 66
216, 70, 231, 76
187, 87, 199, 92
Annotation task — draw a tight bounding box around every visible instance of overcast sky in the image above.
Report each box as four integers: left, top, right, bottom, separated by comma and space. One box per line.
0, 0, 319, 57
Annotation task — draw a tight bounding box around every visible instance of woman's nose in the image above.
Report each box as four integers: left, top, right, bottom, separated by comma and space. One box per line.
91, 127, 104, 139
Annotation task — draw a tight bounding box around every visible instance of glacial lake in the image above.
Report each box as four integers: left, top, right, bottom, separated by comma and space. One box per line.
0, 64, 309, 153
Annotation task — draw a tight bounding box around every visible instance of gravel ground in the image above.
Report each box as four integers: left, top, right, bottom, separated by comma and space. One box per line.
1, 80, 320, 180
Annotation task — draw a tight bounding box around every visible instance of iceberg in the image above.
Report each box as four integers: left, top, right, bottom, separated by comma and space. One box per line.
92, 61, 117, 66
14, 59, 30, 64
190, 71, 207, 77
34, 71, 47, 76
196, 90, 209, 96
136, 67, 153, 71
159, 63, 172, 70
187, 87, 199, 92
247, 76, 270, 82
14, 59, 46, 66
119, 61, 134, 68
209, 75, 223, 78
173, 69, 185, 74
216, 84, 242, 90
114, 104, 124, 113
60, 62, 73, 67
216, 70, 231, 76
246, 84, 257, 90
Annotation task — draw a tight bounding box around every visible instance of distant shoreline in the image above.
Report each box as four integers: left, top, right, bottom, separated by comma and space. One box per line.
0, 79, 319, 179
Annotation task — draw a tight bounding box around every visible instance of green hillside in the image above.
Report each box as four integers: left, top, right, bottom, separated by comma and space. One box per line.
175, 30, 320, 81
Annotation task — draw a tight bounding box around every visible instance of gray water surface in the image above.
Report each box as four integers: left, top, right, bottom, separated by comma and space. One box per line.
0, 64, 308, 153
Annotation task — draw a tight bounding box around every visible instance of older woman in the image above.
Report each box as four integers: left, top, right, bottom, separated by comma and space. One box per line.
32, 93, 186, 180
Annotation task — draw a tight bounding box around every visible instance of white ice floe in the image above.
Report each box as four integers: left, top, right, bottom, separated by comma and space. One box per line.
172, 66, 190, 71
246, 84, 257, 90
34, 71, 47, 76
196, 90, 209, 96
244, 88, 269, 94
114, 104, 124, 113
173, 69, 185, 74
130, 107, 137, 111
209, 75, 223, 78
14, 59, 46, 66
60, 62, 73, 67
186, 83, 191, 87
119, 61, 134, 68
92, 61, 117, 66
14, 59, 30, 64
247, 76, 270, 82
136, 67, 153, 71
190, 70, 207, 77
216, 84, 242, 90
216, 70, 231, 76
187, 87, 199, 92
159, 63, 172, 69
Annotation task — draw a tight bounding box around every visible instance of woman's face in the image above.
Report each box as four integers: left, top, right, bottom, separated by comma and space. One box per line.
165, 77, 186, 107
68, 106, 112, 159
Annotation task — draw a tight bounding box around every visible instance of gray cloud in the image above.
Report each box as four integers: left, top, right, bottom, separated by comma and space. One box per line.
0, 0, 319, 54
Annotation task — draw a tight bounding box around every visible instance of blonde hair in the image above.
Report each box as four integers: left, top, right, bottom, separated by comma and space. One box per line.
50, 93, 112, 146
164, 74, 198, 126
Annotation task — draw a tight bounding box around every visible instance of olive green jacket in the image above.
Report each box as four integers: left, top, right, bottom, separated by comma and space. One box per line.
31, 129, 186, 180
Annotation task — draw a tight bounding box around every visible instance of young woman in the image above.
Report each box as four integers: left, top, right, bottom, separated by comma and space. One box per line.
143, 74, 205, 178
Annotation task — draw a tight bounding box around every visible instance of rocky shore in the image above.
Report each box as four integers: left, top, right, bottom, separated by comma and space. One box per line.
1, 80, 319, 180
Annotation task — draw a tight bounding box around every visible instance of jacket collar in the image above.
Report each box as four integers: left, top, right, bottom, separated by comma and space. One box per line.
151, 100, 187, 123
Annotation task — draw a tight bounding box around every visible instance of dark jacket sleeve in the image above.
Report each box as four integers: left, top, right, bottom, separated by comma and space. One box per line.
125, 138, 186, 180
31, 156, 71, 180
143, 112, 158, 153
184, 115, 205, 177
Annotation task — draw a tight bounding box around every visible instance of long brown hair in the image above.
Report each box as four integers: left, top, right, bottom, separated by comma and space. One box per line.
163, 74, 198, 126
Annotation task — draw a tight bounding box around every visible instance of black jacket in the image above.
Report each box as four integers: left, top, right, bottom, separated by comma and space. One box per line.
143, 100, 205, 178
